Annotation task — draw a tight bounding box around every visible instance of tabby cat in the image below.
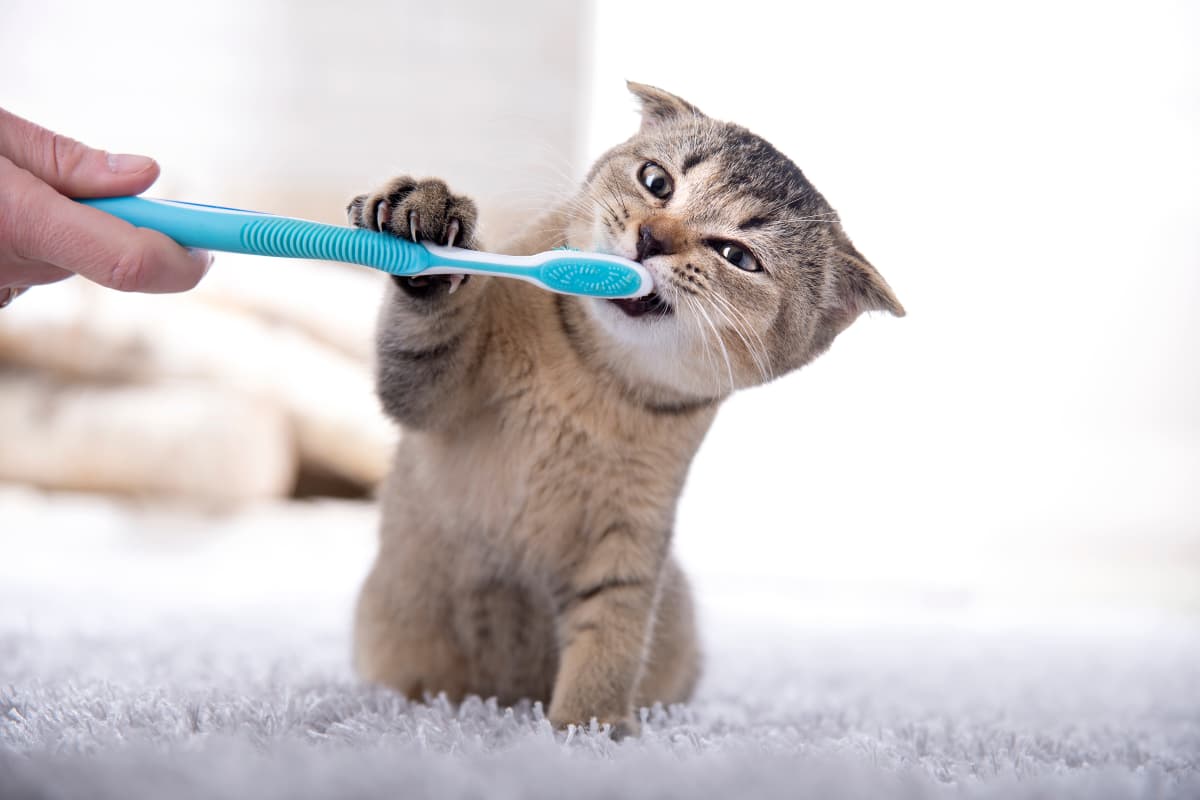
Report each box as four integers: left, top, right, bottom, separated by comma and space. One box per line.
347, 82, 903, 738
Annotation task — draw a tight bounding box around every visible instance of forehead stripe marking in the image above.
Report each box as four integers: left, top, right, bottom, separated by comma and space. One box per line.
680, 151, 707, 175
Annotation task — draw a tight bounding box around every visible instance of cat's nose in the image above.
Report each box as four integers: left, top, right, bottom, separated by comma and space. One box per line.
636, 221, 676, 261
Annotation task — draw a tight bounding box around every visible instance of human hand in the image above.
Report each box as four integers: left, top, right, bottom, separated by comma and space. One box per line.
0, 107, 213, 306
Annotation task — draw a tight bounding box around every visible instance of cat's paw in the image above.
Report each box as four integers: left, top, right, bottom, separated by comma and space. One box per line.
348, 177, 479, 297
549, 712, 640, 741
347, 176, 478, 249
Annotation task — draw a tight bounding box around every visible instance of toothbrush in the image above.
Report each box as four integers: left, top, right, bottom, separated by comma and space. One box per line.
77, 196, 653, 299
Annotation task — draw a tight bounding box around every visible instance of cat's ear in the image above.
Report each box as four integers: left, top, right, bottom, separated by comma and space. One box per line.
830, 231, 905, 319
627, 81, 703, 131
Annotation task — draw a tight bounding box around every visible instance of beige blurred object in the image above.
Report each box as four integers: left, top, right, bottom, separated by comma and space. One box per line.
0, 281, 395, 488
0, 371, 295, 505
192, 254, 385, 362
0, 0, 590, 506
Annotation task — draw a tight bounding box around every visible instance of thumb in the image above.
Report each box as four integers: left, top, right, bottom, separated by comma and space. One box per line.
0, 107, 160, 198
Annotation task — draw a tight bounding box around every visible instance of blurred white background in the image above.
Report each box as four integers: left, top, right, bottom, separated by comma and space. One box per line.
586, 0, 1200, 619
1, 0, 1197, 632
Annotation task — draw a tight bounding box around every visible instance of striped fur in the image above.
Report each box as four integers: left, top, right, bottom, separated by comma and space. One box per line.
349, 83, 903, 737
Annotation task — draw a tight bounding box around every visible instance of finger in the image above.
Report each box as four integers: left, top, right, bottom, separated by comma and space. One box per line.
4, 163, 213, 292
0, 259, 71, 291
0, 107, 160, 198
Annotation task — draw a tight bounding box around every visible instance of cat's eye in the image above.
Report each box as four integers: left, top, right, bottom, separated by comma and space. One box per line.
638, 162, 673, 200
713, 241, 760, 272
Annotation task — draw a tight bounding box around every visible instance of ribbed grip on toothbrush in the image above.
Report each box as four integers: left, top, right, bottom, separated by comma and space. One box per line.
240, 218, 429, 275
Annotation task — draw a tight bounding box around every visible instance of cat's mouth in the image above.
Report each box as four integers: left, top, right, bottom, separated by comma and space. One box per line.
607, 291, 674, 319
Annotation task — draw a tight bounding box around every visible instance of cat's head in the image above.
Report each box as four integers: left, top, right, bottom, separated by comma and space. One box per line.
564, 82, 903, 401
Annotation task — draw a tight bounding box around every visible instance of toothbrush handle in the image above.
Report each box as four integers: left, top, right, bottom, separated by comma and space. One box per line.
78, 196, 654, 298
78, 196, 434, 276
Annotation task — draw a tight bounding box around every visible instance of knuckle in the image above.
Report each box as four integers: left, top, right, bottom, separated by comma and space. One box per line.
0, 170, 57, 259
0, 157, 41, 195
108, 246, 149, 291
49, 132, 87, 183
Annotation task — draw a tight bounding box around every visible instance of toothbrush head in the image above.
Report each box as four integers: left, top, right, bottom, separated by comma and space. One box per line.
539, 247, 654, 298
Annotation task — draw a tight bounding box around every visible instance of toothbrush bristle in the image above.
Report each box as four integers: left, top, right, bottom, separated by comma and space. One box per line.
541, 261, 647, 298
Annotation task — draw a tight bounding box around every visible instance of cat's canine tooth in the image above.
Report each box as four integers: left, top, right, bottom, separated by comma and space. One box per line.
446, 274, 465, 295
409, 211, 420, 243
445, 219, 461, 249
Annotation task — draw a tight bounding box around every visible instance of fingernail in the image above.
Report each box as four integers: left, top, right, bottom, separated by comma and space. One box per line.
188, 248, 215, 275
106, 153, 156, 174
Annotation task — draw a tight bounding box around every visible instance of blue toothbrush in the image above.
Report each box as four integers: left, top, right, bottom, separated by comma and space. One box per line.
78, 196, 653, 299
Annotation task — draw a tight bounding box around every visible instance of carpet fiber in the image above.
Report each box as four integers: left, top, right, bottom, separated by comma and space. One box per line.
1, 494, 1197, 798
3, 618, 1198, 799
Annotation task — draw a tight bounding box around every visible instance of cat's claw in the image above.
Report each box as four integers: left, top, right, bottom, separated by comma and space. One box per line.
442, 219, 464, 293
350, 176, 477, 247
376, 200, 391, 233
348, 177, 477, 296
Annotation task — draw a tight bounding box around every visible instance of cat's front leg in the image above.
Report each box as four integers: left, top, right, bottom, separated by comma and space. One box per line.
548, 527, 667, 738
349, 177, 492, 430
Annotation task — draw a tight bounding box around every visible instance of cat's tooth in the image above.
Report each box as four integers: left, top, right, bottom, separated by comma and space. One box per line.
445, 219, 461, 248
408, 211, 420, 242
446, 274, 465, 295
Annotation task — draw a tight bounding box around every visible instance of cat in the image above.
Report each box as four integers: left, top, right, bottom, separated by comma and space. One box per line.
346, 82, 904, 738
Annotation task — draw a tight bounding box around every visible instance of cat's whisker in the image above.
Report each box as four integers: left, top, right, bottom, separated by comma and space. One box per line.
591, 192, 625, 235
679, 294, 722, 391
551, 188, 605, 232
488, 198, 573, 214
559, 193, 596, 215
595, 181, 625, 223
491, 185, 581, 215
590, 201, 618, 234
683, 278, 770, 385
493, 182, 602, 223
534, 155, 585, 188
486, 133, 585, 190
681, 289, 763, 395
580, 182, 618, 220
707, 292, 771, 383
696, 292, 760, 383
721, 310, 770, 385
705, 299, 766, 384
689, 294, 737, 394
508, 219, 574, 237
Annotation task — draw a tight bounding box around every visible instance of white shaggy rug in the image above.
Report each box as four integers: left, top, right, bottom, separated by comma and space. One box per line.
2, 492, 1198, 799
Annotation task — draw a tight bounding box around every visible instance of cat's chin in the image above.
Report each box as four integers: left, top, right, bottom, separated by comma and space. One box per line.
606, 291, 674, 319
578, 296, 732, 400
